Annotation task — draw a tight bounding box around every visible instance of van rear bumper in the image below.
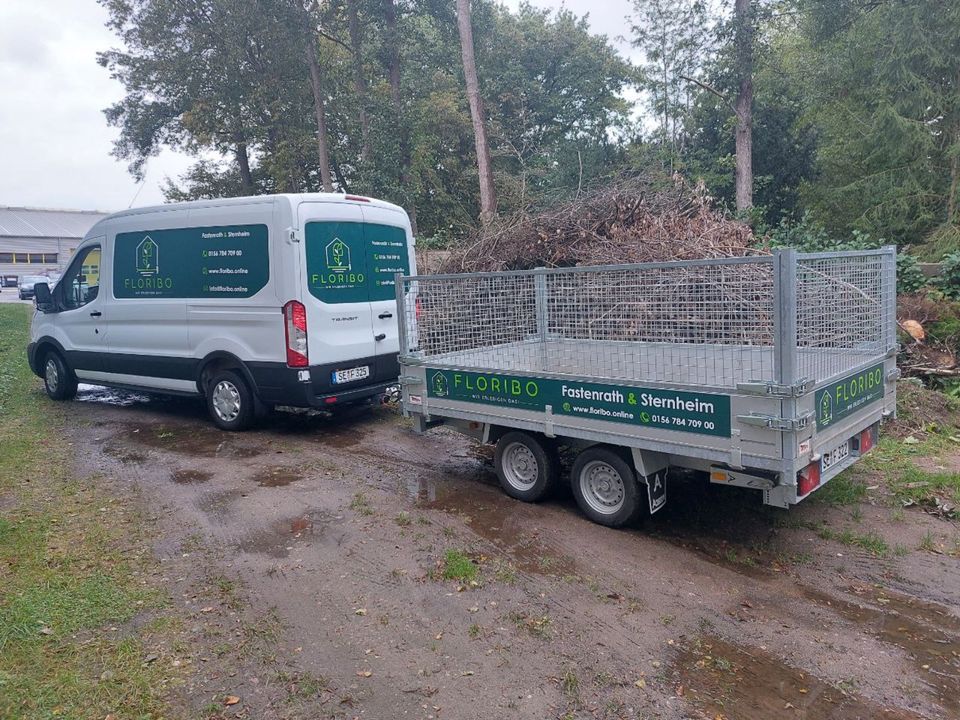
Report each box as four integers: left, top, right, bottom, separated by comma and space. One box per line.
248, 352, 399, 408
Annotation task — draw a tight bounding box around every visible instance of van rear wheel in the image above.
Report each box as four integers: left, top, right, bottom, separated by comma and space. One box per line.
42, 351, 78, 401
206, 370, 255, 431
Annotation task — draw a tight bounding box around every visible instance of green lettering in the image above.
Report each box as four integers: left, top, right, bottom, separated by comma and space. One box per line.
525, 381, 539, 398
491, 378, 501, 393
476, 377, 487, 391
510, 379, 522, 396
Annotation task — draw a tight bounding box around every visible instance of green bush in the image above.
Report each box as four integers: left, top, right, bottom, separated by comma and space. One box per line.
770, 215, 926, 294
939, 251, 960, 299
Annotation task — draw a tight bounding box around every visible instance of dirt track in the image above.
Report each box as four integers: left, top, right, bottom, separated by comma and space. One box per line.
69, 386, 960, 720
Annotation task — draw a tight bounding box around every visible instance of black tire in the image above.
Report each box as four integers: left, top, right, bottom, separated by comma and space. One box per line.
493, 431, 559, 502
570, 447, 643, 527
205, 369, 256, 431
42, 350, 78, 401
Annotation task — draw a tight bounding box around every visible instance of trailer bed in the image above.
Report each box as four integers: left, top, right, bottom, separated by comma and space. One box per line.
426, 338, 880, 391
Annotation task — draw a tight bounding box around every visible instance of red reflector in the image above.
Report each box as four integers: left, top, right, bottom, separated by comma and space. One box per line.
798, 461, 821, 496
344, 194, 370, 202
859, 428, 874, 454
324, 397, 338, 404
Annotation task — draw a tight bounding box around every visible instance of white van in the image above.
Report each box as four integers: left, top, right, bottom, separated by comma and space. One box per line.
27, 193, 416, 430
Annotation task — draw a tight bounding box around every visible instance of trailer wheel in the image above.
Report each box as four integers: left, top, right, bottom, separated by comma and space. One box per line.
571, 447, 642, 527
494, 432, 558, 502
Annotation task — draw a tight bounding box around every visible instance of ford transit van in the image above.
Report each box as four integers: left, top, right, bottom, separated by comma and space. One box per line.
27, 193, 415, 430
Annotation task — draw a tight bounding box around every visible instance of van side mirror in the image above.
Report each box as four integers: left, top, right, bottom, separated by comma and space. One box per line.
34, 282, 54, 312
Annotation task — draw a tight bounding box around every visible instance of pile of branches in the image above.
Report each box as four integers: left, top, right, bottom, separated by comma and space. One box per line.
441, 175, 760, 273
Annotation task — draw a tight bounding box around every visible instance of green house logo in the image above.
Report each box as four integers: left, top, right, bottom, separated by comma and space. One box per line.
819, 392, 833, 426
431, 372, 449, 397
136, 236, 158, 275
325, 238, 351, 273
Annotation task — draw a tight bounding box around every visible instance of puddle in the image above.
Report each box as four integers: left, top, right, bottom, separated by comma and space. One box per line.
172, 469, 213, 485
403, 474, 576, 577
674, 634, 924, 720
103, 444, 147, 464
121, 423, 261, 458
196, 488, 244, 514
804, 587, 960, 715
236, 509, 341, 558
77, 384, 153, 407
253, 466, 303, 487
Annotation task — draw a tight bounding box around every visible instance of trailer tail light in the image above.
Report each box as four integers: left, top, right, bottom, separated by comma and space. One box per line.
857, 427, 875, 455
324, 397, 338, 404
283, 300, 308, 367
797, 461, 821, 497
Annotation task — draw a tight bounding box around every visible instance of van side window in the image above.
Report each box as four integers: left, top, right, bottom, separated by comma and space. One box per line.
60, 246, 102, 310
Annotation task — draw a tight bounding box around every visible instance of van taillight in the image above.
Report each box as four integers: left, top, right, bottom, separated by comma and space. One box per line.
283, 300, 308, 367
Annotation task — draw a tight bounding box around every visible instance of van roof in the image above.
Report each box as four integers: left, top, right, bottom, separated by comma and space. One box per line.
91, 193, 406, 229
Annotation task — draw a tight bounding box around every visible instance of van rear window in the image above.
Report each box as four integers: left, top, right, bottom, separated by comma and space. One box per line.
114, 224, 269, 298
305, 222, 409, 303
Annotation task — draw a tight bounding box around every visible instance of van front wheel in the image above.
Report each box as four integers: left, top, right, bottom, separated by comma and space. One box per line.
43, 351, 78, 401
206, 370, 255, 431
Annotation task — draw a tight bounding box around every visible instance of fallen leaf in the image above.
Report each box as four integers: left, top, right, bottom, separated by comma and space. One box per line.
903, 436, 920, 445
39, 627, 53, 635
354, 608, 367, 616
461, 670, 474, 676
901, 319, 925, 342
356, 670, 373, 678
223, 696, 240, 706
651, 660, 661, 668
634, 678, 646, 689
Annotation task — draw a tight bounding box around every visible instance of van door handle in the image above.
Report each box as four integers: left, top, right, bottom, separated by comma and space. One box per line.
89, 311, 102, 317
378, 311, 393, 319
375, 333, 386, 341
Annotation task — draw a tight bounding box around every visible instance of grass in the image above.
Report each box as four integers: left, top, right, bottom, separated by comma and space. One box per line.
0, 305, 181, 718
814, 472, 868, 506
441, 549, 478, 582
889, 465, 960, 510
817, 525, 891, 557
350, 491, 374, 516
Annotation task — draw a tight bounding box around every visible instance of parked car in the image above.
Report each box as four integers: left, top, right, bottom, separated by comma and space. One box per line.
18, 275, 49, 300
27, 193, 416, 430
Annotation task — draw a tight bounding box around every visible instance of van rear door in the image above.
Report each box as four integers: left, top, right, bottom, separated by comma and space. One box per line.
359, 204, 413, 358
298, 202, 376, 371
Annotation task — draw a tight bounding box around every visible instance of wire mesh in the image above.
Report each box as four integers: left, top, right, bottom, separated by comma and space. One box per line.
403, 259, 775, 388
795, 251, 894, 383
400, 250, 894, 390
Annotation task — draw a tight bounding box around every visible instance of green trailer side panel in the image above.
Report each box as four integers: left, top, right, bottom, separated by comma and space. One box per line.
426, 368, 732, 438
814, 363, 885, 430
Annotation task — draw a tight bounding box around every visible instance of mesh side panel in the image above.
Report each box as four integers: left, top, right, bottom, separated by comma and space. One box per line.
796, 254, 891, 382
401, 261, 777, 388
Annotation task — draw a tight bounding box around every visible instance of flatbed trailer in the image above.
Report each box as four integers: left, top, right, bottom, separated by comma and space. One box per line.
395, 248, 898, 526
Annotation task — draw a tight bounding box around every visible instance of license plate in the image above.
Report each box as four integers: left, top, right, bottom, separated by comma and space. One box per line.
332, 366, 370, 384
821, 440, 850, 472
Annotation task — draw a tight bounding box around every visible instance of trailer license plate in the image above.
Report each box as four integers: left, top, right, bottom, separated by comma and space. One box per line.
332, 366, 370, 384
821, 441, 850, 472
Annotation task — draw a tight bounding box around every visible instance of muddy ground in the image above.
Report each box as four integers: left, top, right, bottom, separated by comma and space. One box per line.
68, 386, 960, 720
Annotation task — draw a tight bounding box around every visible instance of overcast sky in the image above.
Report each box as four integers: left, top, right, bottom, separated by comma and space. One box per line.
0, 0, 636, 214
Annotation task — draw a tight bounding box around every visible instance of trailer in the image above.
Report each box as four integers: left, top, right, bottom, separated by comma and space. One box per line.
394, 248, 898, 527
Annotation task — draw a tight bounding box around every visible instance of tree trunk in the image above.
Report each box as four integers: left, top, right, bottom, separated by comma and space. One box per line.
306, 41, 334, 193
235, 140, 254, 194
346, 0, 372, 165
383, 0, 417, 234
734, 0, 754, 212
456, 0, 497, 227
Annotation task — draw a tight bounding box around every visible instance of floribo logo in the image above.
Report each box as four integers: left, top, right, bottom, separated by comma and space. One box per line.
819, 392, 833, 426
431, 372, 449, 397
126, 235, 173, 291
326, 238, 351, 272
136, 236, 158, 275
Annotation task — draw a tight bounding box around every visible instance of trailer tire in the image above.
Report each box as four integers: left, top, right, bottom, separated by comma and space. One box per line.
494, 432, 558, 502
571, 447, 642, 527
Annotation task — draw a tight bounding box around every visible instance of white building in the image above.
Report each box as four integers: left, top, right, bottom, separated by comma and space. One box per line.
0, 206, 109, 284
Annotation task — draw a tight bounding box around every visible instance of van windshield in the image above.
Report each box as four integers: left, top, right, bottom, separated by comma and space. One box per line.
304, 221, 409, 304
